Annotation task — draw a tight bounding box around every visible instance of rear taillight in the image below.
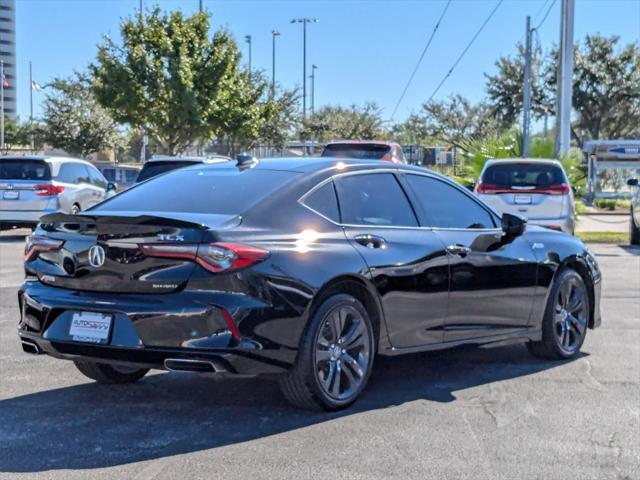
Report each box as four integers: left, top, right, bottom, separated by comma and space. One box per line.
140, 243, 269, 273
545, 183, 570, 195
34, 184, 64, 196
380, 154, 393, 162
24, 235, 64, 261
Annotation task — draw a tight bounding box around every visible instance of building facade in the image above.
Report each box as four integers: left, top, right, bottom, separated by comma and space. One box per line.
0, 0, 16, 119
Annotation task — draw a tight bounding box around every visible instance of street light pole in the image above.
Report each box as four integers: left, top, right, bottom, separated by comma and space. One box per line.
1, 60, 5, 150
244, 35, 252, 72
271, 30, 280, 97
291, 18, 318, 120
310, 64, 317, 115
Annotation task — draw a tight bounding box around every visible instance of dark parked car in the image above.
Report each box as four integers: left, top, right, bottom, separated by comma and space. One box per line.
136, 155, 231, 183
321, 141, 407, 163
628, 177, 639, 245
18, 158, 601, 410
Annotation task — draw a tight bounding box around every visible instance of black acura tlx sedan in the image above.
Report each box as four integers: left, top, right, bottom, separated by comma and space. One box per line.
18, 158, 602, 410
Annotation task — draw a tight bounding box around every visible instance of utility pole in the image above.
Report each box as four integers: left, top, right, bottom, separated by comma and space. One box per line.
291, 18, 318, 120
199, 0, 203, 12
271, 30, 280, 97
244, 35, 252, 72
521, 15, 533, 158
555, 0, 575, 157
29, 61, 34, 150
310, 64, 317, 115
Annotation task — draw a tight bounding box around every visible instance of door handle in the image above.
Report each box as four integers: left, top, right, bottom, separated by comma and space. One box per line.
446, 244, 472, 257
354, 234, 386, 249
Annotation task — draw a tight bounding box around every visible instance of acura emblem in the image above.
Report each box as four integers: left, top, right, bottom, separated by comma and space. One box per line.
88, 245, 106, 268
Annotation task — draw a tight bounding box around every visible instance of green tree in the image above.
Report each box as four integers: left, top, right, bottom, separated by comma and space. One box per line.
92, 9, 270, 155
485, 43, 552, 130
302, 103, 385, 142
257, 87, 301, 149
485, 35, 640, 141
394, 95, 498, 149
42, 75, 119, 157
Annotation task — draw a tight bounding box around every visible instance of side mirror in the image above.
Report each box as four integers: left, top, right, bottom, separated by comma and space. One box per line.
106, 182, 118, 192
627, 178, 638, 187
501, 212, 527, 237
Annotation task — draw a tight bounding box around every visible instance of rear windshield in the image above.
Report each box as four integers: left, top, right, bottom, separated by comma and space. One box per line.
482, 163, 567, 188
96, 166, 299, 214
322, 144, 391, 160
136, 161, 201, 182
0, 159, 51, 181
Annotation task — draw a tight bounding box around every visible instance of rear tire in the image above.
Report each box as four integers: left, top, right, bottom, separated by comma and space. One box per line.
630, 208, 640, 245
74, 360, 149, 384
279, 294, 375, 411
527, 268, 589, 360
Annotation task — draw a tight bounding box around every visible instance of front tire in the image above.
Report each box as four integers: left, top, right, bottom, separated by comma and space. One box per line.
630, 208, 640, 245
74, 361, 149, 384
279, 294, 375, 411
527, 268, 589, 359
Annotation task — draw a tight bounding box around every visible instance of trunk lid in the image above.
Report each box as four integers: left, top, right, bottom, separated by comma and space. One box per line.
30, 211, 240, 293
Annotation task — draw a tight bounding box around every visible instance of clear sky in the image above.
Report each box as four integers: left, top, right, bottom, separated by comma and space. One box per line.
17, 0, 640, 122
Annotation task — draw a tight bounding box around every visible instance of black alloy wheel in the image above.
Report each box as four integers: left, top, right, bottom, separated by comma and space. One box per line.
528, 268, 589, 359
279, 294, 375, 410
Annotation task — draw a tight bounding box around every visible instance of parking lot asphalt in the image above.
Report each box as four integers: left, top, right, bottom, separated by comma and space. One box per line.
0, 230, 638, 480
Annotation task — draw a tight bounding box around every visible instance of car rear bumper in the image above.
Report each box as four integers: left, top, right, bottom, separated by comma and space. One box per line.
17, 280, 297, 375
0, 207, 57, 225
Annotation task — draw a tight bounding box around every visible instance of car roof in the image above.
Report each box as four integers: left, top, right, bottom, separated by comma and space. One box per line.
484, 157, 562, 167
188, 156, 441, 177
0, 155, 90, 165
325, 140, 398, 147
146, 155, 231, 163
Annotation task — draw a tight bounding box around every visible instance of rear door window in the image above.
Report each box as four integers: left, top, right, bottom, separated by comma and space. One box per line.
302, 181, 340, 222
56, 163, 90, 184
0, 159, 51, 180
406, 174, 496, 229
335, 173, 418, 227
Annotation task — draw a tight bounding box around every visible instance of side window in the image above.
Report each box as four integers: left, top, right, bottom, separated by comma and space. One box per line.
56, 163, 87, 184
302, 180, 340, 222
87, 166, 108, 188
335, 173, 418, 227
406, 174, 496, 229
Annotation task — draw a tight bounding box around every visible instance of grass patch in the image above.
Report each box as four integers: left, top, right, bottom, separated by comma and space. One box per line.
576, 231, 628, 243
574, 201, 589, 215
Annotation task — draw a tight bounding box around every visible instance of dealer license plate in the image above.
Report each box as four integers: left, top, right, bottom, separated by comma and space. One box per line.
69, 312, 112, 344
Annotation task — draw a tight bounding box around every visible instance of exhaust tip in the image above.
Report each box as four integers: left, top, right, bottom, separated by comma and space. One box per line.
21, 339, 41, 355
164, 358, 218, 373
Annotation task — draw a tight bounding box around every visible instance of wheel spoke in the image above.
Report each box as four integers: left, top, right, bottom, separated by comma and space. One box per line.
562, 327, 571, 348
341, 320, 365, 349
331, 361, 342, 397
341, 358, 359, 388
566, 291, 583, 313
342, 352, 364, 380
316, 347, 332, 363
559, 281, 572, 308
568, 314, 586, 334
322, 360, 336, 391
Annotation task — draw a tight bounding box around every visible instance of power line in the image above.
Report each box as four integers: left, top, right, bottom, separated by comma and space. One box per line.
390, 0, 452, 120
427, 0, 503, 102
533, 0, 551, 22
535, 0, 557, 30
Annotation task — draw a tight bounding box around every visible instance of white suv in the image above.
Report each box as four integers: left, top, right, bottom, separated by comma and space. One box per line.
474, 158, 575, 234
0, 156, 116, 230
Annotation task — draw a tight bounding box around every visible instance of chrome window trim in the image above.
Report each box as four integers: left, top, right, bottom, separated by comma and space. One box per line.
299, 167, 505, 234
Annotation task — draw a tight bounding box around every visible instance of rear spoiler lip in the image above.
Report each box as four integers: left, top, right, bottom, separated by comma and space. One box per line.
39, 211, 241, 230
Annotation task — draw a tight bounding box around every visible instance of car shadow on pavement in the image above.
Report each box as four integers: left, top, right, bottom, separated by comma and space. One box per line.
619, 245, 640, 256
0, 344, 585, 473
